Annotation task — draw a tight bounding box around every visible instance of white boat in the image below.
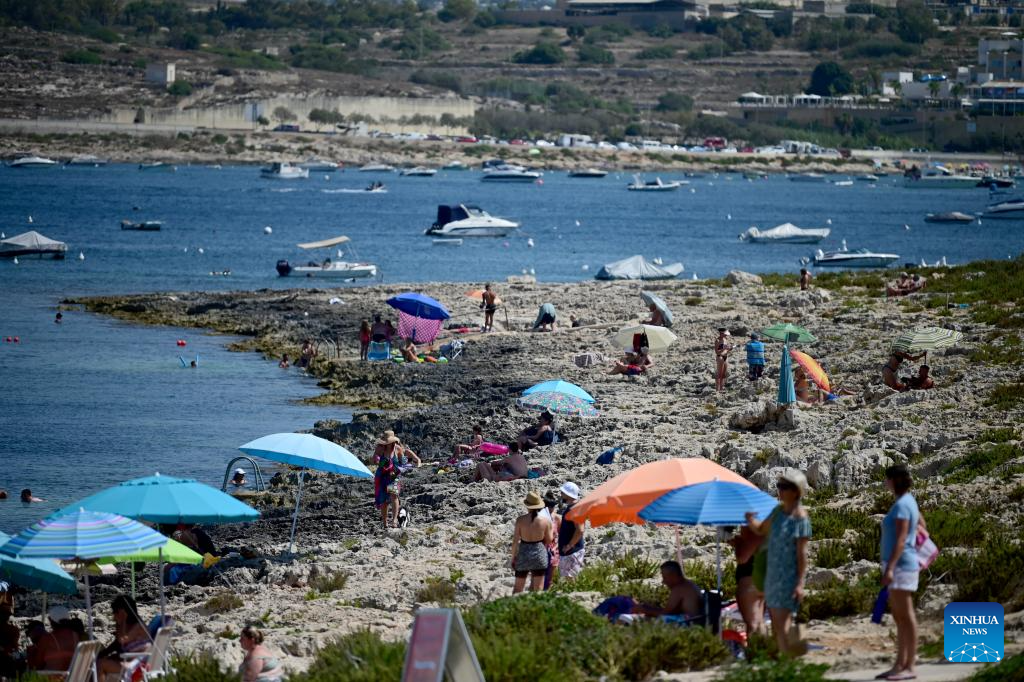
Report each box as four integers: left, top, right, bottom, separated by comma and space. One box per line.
0, 230, 67, 259
832, 179, 854, 186
982, 197, 1024, 219
120, 220, 162, 231
924, 212, 975, 223
299, 158, 340, 172
596, 254, 683, 280
442, 161, 468, 171
856, 174, 879, 182
358, 163, 395, 172
67, 154, 109, 166
570, 168, 608, 178
138, 162, 175, 171
809, 241, 898, 268
903, 170, 979, 189
789, 173, 827, 183
740, 223, 830, 244
627, 174, 684, 191
9, 155, 58, 168
260, 162, 309, 179
276, 235, 377, 278
425, 204, 519, 237
481, 165, 542, 182
400, 166, 437, 177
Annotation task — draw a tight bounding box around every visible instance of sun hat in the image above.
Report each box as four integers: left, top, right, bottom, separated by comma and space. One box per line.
560, 481, 580, 500
524, 491, 545, 510
377, 430, 400, 446
778, 468, 808, 497
234, 468, 245, 476
47, 605, 70, 623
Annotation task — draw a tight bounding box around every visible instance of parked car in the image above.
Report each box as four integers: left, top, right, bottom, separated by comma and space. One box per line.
909, 147, 929, 153
456, 136, 478, 143
509, 139, 527, 146
273, 124, 300, 132
616, 142, 637, 151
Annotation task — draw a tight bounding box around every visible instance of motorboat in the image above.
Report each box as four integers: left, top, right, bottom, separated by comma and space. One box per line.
299, 158, 340, 172
903, 169, 978, 189
138, 162, 175, 171
856, 174, 879, 182
400, 166, 437, 177
276, 235, 377, 278
924, 212, 975, 223
977, 176, 1014, 189
481, 165, 542, 182
121, 220, 162, 231
982, 197, 1024, 219
358, 163, 395, 172
442, 161, 468, 171
596, 254, 683, 280
789, 173, 827, 183
832, 179, 854, 186
364, 181, 387, 193
806, 241, 898, 268
743, 171, 768, 180
425, 204, 519, 237
740, 223, 830, 244
627, 175, 684, 191
9, 155, 58, 168
67, 154, 109, 166
569, 168, 608, 178
261, 162, 309, 179
0, 230, 67, 259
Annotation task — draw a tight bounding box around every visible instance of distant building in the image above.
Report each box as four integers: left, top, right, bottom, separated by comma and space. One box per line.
978, 38, 1024, 81
145, 62, 176, 88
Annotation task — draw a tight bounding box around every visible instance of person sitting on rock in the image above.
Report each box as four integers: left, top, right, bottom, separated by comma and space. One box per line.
903, 364, 934, 391
517, 412, 555, 450
473, 444, 529, 482
643, 304, 666, 327
882, 351, 925, 392
454, 424, 484, 457
610, 347, 653, 376
400, 338, 417, 363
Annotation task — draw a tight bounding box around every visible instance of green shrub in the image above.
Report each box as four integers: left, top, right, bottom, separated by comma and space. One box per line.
944, 444, 1023, 484
168, 80, 193, 96
808, 508, 872, 539
923, 507, 994, 547
635, 45, 675, 59
939, 533, 1024, 611
717, 658, 831, 681
578, 43, 615, 64
686, 560, 737, 599
513, 41, 566, 64
799, 572, 878, 622
310, 569, 349, 593
164, 654, 236, 682
985, 383, 1024, 410
849, 525, 881, 562
620, 621, 730, 679
62, 49, 102, 65
814, 540, 851, 569
975, 428, 1019, 444
416, 575, 456, 603
615, 553, 659, 580
293, 630, 405, 682
203, 591, 243, 613
969, 651, 1024, 681
409, 69, 463, 93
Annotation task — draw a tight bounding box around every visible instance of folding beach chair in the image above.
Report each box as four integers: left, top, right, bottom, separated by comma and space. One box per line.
39, 639, 103, 682
367, 341, 390, 361
122, 627, 174, 681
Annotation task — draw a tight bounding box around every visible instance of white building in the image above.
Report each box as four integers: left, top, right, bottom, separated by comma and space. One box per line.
145, 62, 176, 88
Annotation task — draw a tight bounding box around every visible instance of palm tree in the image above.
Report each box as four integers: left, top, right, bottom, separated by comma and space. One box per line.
928, 81, 941, 108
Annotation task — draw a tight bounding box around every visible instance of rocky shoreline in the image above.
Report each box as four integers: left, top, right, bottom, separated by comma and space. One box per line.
34, 272, 1022, 677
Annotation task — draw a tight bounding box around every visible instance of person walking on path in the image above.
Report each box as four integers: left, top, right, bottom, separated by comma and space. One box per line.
715, 328, 733, 392
746, 468, 811, 656
877, 464, 922, 682
511, 492, 553, 593
558, 482, 586, 580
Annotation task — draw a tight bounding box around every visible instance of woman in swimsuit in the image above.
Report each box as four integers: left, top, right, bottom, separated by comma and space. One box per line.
610, 347, 653, 376
882, 351, 924, 392
239, 626, 283, 682
359, 320, 371, 361
512, 492, 554, 593
715, 329, 733, 392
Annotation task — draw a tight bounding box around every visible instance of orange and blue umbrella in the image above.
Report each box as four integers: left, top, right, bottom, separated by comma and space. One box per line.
789, 349, 831, 393
517, 391, 599, 417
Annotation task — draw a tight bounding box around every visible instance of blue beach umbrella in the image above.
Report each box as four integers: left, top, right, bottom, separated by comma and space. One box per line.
778, 345, 796, 405
385, 292, 451, 320
0, 532, 77, 595
1, 510, 166, 635
240, 433, 372, 554
522, 380, 595, 403
640, 480, 778, 592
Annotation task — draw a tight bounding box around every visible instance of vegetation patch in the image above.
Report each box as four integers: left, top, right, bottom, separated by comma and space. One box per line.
718, 658, 831, 681
808, 508, 873, 539
799, 571, 879, 622
203, 591, 243, 613
944, 444, 1023, 484
309, 569, 349, 594
291, 630, 407, 682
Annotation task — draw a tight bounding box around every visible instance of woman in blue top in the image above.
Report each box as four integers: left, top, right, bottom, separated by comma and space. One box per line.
746, 468, 811, 656
878, 464, 922, 681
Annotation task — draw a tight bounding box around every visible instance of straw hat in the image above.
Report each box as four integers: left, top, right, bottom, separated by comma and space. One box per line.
779, 468, 808, 497
377, 430, 400, 446
524, 491, 545, 510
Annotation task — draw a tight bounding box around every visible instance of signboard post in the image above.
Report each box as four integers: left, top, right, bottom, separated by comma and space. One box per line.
402, 609, 485, 682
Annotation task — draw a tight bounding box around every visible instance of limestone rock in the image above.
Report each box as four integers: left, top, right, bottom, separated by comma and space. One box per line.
833, 449, 894, 491
725, 270, 763, 286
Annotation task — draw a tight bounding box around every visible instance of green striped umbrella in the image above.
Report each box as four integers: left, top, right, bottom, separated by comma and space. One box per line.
761, 323, 817, 343
890, 327, 963, 354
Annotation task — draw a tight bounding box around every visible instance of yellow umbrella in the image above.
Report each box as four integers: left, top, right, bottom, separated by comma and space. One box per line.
789, 349, 831, 393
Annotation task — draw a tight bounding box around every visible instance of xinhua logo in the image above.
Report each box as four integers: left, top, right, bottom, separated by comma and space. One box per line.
944, 602, 1003, 663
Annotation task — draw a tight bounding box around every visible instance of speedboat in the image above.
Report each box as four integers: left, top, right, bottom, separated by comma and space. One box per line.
120, 220, 162, 231
400, 166, 437, 177
9, 155, 58, 168
358, 163, 395, 172
276, 235, 377, 278
365, 181, 387, 193
743, 171, 768, 180
740, 223, 830, 244
977, 176, 1014, 189
569, 168, 608, 178
139, 162, 175, 171
856, 174, 879, 182
982, 197, 1024, 219
67, 154, 109, 166
807, 241, 898, 268
627, 175, 684, 191
832, 179, 854, 186
425, 204, 519, 237
0, 230, 67, 259
299, 158, 340, 172
789, 173, 827, 183
260, 162, 308, 179
442, 161, 468, 171
903, 170, 978, 189
924, 212, 975, 223
481, 165, 542, 182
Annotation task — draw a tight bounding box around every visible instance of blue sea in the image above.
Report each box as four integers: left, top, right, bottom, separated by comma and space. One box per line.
2, 163, 1022, 533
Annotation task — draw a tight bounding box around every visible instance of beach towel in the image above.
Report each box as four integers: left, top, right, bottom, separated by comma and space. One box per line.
574, 352, 605, 368
596, 446, 623, 465
594, 596, 636, 621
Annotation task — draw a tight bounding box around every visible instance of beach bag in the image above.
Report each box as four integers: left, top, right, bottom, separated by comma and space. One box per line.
916, 529, 939, 570
786, 608, 809, 657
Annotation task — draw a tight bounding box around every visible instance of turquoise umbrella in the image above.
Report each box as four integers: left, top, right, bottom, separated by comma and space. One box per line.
517, 391, 599, 417
761, 323, 817, 344
522, 380, 595, 403
0, 532, 77, 595
1, 510, 166, 635
778, 345, 796, 405
240, 433, 372, 554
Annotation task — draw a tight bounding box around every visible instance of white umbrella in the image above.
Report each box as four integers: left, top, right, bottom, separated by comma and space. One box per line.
611, 324, 678, 352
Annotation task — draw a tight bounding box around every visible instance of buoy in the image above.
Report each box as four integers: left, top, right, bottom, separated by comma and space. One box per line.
12, 257, 18, 265
78, 251, 85, 260
176, 339, 186, 347
263, 226, 272, 235
529, 267, 536, 275
27, 216, 32, 223
4, 337, 10, 342
575, 220, 581, 227
582, 264, 589, 271
727, 214, 732, 220
1, 232, 5, 238
324, 175, 329, 180
183, 248, 188, 253
826, 218, 833, 225
304, 311, 309, 317
503, 241, 509, 248
692, 273, 698, 280
526, 238, 535, 248
198, 247, 204, 254
536, 179, 543, 185
13, 337, 18, 343
904, 224, 910, 231
690, 188, 696, 194
521, 268, 528, 275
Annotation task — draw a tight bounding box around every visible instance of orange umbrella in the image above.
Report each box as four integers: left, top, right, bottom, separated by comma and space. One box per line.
465, 289, 502, 305
566, 458, 755, 527
789, 349, 831, 393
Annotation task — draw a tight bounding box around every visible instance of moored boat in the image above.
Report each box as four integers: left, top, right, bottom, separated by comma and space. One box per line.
276, 235, 377, 278
9, 155, 58, 168
121, 220, 162, 231
924, 212, 975, 223
0, 230, 67, 259
425, 205, 519, 237
627, 174, 684, 191
740, 223, 830, 244
260, 162, 308, 179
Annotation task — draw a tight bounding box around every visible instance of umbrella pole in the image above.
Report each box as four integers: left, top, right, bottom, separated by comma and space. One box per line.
287, 467, 305, 556
715, 527, 722, 593
159, 547, 165, 620
131, 562, 136, 599
84, 572, 93, 638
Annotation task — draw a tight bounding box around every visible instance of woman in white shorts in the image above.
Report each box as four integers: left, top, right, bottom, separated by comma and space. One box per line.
879, 464, 922, 681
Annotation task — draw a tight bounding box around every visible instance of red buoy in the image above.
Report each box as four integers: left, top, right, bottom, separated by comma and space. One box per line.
12, 337, 19, 343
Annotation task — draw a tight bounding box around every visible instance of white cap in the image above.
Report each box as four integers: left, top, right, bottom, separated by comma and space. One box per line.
48, 605, 70, 622
560, 481, 580, 500
234, 468, 245, 475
